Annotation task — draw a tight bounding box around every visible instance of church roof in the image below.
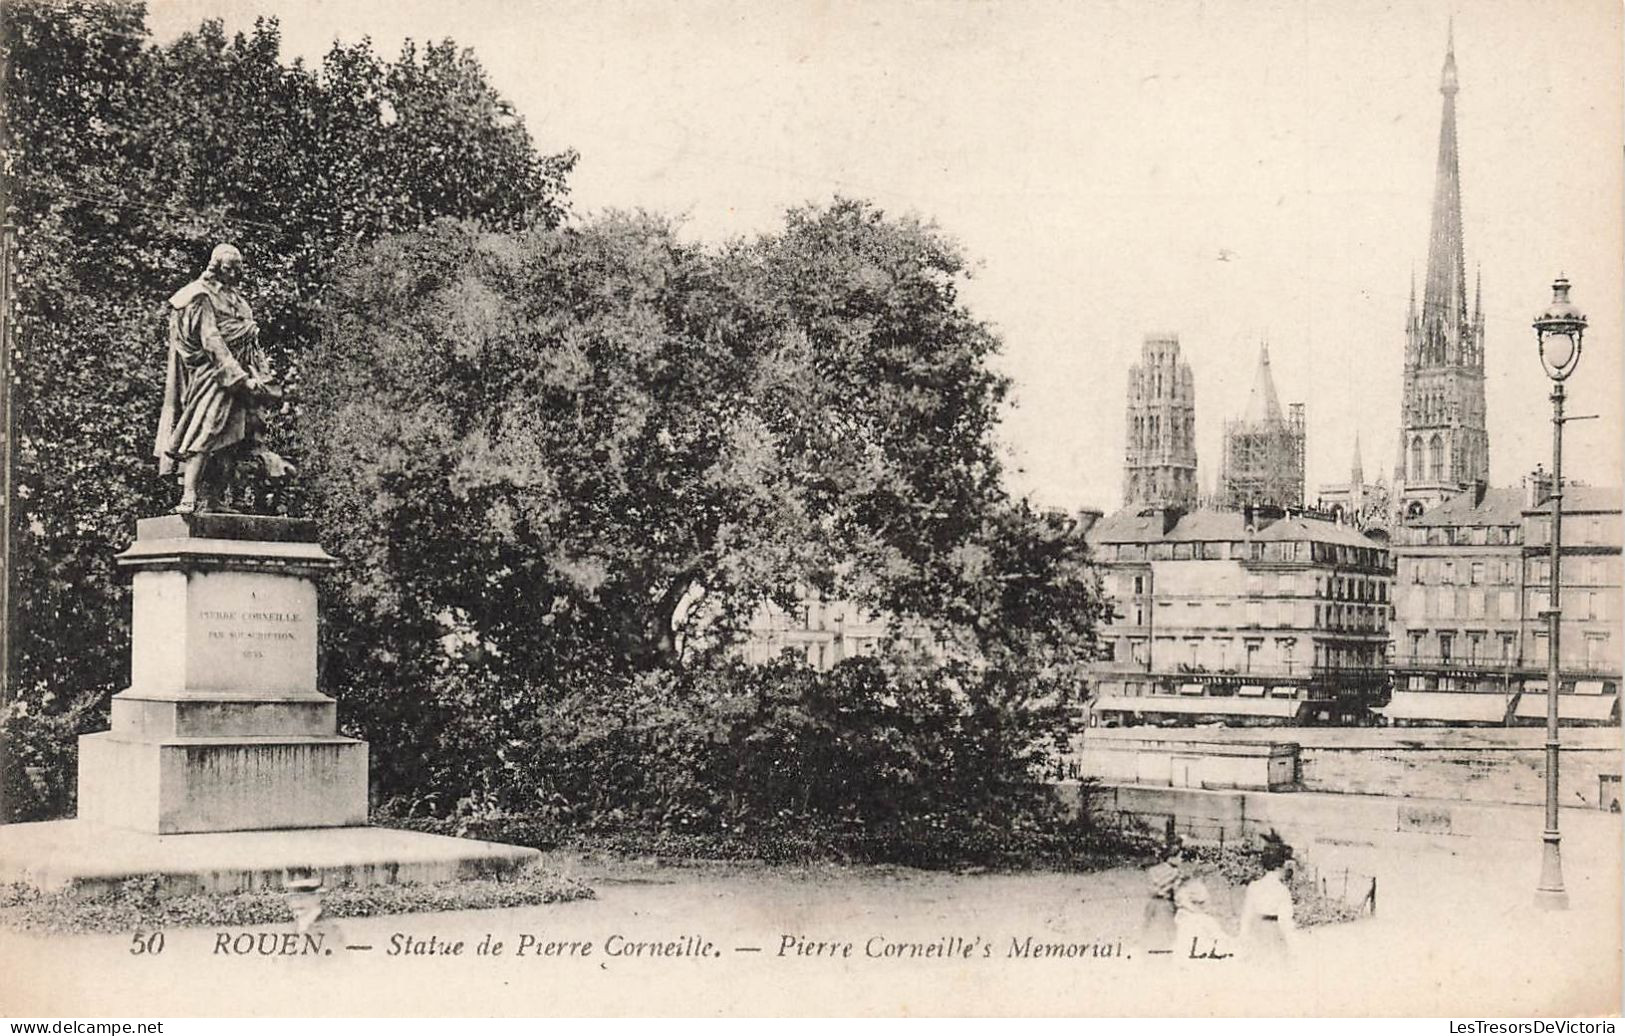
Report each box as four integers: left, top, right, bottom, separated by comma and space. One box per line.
1241, 343, 1284, 424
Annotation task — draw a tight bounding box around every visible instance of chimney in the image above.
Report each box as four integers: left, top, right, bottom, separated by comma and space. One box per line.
1524, 466, 1553, 508
1076, 508, 1103, 539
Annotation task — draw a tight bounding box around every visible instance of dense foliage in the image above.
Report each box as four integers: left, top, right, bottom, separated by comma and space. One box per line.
306, 206, 1109, 848
4, 4, 1112, 859
0, 0, 573, 819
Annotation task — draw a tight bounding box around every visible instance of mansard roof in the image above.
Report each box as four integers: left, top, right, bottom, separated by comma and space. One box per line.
1523, 486, 1624, 516
1088, 507, 1384, 549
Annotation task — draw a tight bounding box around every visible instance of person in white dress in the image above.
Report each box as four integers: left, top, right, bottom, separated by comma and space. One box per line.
1172, 876, 1230, 960
1240, 853, 1298, 961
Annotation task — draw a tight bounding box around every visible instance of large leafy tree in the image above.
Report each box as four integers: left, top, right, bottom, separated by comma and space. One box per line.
305, 202, 1107, 806
0, 0, 574, 819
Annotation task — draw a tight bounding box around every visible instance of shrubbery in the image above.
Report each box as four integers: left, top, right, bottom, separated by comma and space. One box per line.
0, 869, 594, 934
363, 655, 1114, 868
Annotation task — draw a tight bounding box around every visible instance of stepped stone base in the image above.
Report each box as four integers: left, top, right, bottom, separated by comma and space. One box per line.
110, 692, 337, 738
78, 731, 368, 834
0, 821, 541, 896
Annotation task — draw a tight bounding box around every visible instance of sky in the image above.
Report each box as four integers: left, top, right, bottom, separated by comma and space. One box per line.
147, 0, 1625, 513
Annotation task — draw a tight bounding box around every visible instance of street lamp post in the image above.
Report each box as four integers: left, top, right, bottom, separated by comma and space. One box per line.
1531, 275, 1586, 911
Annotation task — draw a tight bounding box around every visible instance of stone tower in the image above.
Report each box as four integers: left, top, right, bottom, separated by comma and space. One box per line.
1219, 343, 1306, 511
1123, 332, 1197, 510
1395, 27, 1488, 520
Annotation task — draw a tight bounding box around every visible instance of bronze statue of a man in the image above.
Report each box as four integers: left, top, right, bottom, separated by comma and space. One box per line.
154, 243, 294, 513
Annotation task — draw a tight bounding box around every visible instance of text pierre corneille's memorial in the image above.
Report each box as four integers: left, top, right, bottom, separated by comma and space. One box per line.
0, 243, 535, 893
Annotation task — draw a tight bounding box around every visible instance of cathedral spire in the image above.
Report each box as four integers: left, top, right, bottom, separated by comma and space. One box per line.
1423, 26, 1468, 338
1352, 431, 1365, 485
1243, 341, 1283, 424
1395, 23, 1489, 511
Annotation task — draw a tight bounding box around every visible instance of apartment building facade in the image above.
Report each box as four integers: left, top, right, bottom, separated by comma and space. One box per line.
1086, 506, 1392, 726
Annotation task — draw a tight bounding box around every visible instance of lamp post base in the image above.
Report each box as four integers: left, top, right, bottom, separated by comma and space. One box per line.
1535, 832, 1568, 911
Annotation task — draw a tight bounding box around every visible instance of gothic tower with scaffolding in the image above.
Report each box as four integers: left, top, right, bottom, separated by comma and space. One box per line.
1394, 27, 1488, 520
1219, 343, 1306, 511
1123, 332, 1197, 510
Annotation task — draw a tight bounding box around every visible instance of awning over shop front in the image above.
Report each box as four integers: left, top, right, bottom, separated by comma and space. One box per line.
1512, 693, 1619, 722
1377, 692, 1509, 724
1237, 684, 1266, 697
1178, 683, 1205, 696
1092, 695, 1303, 718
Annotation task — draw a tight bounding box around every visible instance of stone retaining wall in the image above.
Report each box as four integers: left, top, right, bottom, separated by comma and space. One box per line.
1068, 727, 1621, 809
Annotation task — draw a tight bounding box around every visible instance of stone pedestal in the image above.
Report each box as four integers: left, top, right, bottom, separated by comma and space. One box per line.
77, 515, 367, 834
0, 512, 541, 896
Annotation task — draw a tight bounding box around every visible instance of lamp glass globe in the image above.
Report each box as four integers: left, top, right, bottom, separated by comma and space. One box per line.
1542, 331, 1576, 372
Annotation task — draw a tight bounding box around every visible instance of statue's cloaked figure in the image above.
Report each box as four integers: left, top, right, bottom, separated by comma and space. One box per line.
154, 243, 294, 513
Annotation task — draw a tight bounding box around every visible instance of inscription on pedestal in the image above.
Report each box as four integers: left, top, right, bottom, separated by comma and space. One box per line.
202, 607, 303, 662
131, 569, 319, 696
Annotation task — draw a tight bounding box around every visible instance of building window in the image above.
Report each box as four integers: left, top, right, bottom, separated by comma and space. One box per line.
1244, 641, 1260, 672
1438, 590, 1455, 619
1409, 632, 1424, 660
1280, 639, 1295, 671
1586, 635, 1606, 668
1589, 592, 1604, 621
1470, 561, 1484, 585
1439, 632, 1454, 663
1499, 634, 1514, 663
1498, 590, 1515, 619
1442, 560, 1455, 585
1133, 575, 1145, 595
1467, 633, 1483, 663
